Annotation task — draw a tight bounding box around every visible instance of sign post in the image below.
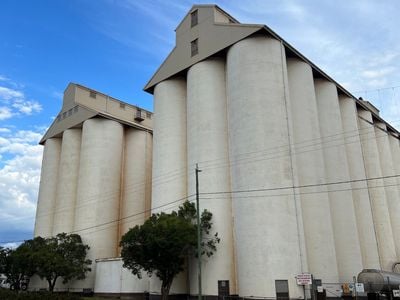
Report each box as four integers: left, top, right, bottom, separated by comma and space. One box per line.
296, 273, 312, 300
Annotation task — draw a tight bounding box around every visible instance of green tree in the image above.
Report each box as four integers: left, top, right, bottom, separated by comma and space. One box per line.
120, 201, 220, 300
1, 241, 37, 290
33, 233, 92, 292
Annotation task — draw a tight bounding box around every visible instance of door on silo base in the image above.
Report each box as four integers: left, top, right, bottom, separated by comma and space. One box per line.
218, 280, 230, 300
275, 280, 289, 300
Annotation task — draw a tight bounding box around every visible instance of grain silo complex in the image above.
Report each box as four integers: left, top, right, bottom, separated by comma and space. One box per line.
32, 83, 153, 291
32, 4, 400, 299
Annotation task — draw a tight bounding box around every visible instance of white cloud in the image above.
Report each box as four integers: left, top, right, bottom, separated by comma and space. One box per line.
0, 75, 9, 82
0, 86, 24, 101
0, 107, 13, 120
0, 128, 44, 237
0, 83, 42, 118
12, 99, 42, 115
361, 67, 396, 80
0, 127, 11, 133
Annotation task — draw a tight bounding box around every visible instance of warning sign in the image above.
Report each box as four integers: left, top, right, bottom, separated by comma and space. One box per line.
296, 273, 312, 285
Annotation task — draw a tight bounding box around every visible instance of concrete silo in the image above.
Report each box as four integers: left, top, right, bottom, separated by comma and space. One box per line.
338, 96, 381, 269
187, 58, 235, 296
152, 79, 188, 212
119, 128, 152, 238
52, 129, 82, 235
358, 108, 397, 270
226, 36, 302, 298
34, 138, 61, 238
151, 78, 188, 296
73, 118, 124, 288
285, 58, 339, 283
314, 79, 363, 281
374, 121, 400, 260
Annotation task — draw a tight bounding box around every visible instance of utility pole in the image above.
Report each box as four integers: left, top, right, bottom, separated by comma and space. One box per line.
196, 163, 202, 300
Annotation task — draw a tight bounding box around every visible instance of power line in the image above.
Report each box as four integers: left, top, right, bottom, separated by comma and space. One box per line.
6, 115, 400, 224
3, 172, 400, 245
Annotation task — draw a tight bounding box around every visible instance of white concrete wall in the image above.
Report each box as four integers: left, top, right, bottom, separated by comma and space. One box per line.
286, 58, 339, 283
52, 129, 82, 235
152, 78, 188, 294
34, 138, 62, 237
227, 36, 302, 298
94, 258, 150, 294
338, 96, 380, 269
357, 109, 397, 270
314, 79, 363, 281
186, 58, 235, 296
374, 121, 400, 260
73, 118, 124, 289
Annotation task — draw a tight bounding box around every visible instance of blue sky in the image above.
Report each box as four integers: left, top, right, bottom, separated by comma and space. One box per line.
1, 0, 400, 247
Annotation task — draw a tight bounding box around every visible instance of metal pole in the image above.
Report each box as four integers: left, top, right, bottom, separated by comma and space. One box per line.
196, 164, 202, 300
353, 276, 358, 300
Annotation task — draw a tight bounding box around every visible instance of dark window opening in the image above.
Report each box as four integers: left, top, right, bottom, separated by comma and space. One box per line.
135, 109, 144, 122
120, 102, 126, 109
191, 10, 198, 27
191, 39, 198, 57
89, 91, 96, 98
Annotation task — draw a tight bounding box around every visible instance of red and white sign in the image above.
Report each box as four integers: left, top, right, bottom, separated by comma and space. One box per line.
296, 273, 312, 285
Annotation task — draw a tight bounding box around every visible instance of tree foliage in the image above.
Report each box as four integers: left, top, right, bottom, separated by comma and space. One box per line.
33, 233, 92, 292
120, 201, 220, 300
0, 241, 37, 290
0, 233, 91, 292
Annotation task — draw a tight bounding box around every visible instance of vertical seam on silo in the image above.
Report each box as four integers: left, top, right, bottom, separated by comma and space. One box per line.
225, 48, 239, 295
357, 111, 382, 269
279, 41, 304, 273
117, 126, 126, 255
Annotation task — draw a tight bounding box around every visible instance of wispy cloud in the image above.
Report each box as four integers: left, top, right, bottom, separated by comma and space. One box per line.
0, 81, 42, 119
0, 107, 13, 120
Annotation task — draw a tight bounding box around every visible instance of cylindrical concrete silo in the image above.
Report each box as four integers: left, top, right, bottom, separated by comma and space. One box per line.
119, 128, 152, 238
338, 96, 380, 269
52, 129, 82, 235
151, 78, 187, 295
152, 78, 188, 212
357, 109, 397, 270
374, 121, 400, 260
186, 58, 235, 296
34, 138, 62, 237
314, 79, 363, 281
73, 118, 124, 289
286, 57, 339, 283
226, 36, 302, 298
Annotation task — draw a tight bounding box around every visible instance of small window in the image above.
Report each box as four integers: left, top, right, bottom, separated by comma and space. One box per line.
146, 112, 152, 119
68, 109, 73, 116
74, 106, 78, 113
56, 115, 61, 122
191, 10, 198, 27
120, 103, 126, 109
191, 39, 198, 57
89, 91, 96, 98
62, 112, 67, 119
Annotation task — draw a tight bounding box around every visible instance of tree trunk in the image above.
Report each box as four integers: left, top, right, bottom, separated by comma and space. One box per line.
48, 276, 58, 292
161, 279, 173, 300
